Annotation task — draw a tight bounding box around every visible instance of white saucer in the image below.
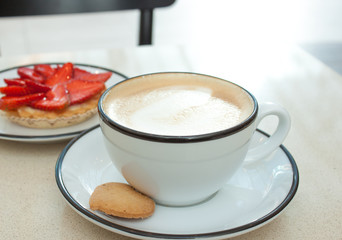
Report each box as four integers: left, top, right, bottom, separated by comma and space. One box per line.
56, 125, 299, 239
0, 63, 127, 142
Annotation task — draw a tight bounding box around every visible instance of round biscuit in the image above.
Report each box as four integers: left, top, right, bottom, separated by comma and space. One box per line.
89, 182, 155, 219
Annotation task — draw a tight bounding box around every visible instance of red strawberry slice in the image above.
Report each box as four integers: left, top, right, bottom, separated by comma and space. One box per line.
73, 67, 91, 78
66, 79, 105, 105
24, 79, 51, 93
34, 64, 56, 78
45, 62, 73, 86
0, 85, 34, 96
76, 72, 112, 83
55, 65, 61, 71
4, 78, 26, 86
0, 93, 45, 110
31, 84, 69, 111
17, 67, 45, 83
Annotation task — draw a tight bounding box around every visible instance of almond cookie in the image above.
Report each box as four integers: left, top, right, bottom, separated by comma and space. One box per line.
89, 182, 155, 219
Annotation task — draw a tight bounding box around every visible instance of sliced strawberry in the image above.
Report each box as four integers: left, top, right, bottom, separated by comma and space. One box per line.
24, 79, 51, 93
76, 72, 112, 83
66, 79, 105, 105
34, 64, 56, 78
45, 62, 73, 86
4, 78, 26, 86
0, 85, 34, 96
17, 67, 45, 83
55, 65, 61, 71
73, 67, 91, 78
0, 93, 45, 110
31, 84, 69, 111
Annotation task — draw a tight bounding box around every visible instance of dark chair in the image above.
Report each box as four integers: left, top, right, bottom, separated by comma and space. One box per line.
0, 0, 175, 45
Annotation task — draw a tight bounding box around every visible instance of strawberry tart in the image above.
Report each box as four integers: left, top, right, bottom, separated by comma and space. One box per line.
0, 62, 112, 128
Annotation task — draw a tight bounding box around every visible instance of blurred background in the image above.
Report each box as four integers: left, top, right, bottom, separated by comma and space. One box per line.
1, 0, 342, 73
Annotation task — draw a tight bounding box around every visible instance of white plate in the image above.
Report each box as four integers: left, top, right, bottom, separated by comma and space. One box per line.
0, 63, 127, 142
56, 125, 299, 239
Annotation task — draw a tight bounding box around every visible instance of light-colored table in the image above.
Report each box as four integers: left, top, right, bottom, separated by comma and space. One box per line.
0, 45, 341, 239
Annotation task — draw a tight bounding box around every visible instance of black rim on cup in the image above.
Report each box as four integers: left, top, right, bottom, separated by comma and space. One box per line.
98, 72, 258, 143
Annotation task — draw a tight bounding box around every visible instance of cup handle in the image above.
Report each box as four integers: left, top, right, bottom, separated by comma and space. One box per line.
245, 102, 291, 164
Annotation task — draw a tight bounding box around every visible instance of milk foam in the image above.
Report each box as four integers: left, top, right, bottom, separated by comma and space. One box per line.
104, 85, 243, 136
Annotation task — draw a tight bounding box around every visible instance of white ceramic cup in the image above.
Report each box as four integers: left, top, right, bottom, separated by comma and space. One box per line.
98, 72, 291, 206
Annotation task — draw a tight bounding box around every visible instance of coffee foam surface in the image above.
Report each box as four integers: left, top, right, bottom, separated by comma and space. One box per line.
103, 73, 254, 136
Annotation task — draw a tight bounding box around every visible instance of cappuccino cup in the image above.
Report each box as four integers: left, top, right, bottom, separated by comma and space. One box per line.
98, 72, 291, 206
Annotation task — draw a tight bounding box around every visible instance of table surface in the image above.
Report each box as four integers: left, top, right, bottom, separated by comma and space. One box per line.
0, 44, 341, 240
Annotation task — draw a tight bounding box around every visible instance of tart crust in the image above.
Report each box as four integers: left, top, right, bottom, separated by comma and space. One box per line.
3, 94, 100, 129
